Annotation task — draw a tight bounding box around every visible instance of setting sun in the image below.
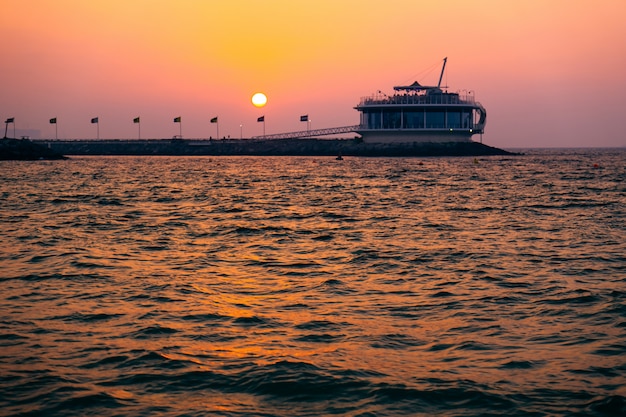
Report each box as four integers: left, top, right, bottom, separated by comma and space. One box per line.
251, 92, 267, 108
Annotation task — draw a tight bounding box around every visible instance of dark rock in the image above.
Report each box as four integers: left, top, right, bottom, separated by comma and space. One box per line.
34, 138, 515, 157
0, 138, 67, 160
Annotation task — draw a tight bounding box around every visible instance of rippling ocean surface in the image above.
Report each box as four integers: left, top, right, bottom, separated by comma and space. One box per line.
1, 149, 625, 416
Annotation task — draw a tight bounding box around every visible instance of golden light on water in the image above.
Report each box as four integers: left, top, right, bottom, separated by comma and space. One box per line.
251, 92, 267, 107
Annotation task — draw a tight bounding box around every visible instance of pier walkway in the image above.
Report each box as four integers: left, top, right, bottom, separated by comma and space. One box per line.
252, 125, 360, 140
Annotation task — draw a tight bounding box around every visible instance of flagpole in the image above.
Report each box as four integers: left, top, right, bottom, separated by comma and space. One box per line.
263, 119, 266, 137
138, 120, 141, 140
210, 117, 219, 139
97, 120, 99, 140
300, 115, 309, 135
55, 122, 57, 140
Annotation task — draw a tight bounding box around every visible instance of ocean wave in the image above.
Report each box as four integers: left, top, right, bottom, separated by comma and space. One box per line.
1, 152, 624, 416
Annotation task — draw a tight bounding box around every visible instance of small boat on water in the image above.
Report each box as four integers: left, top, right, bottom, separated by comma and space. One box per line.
355, 58, 487, 143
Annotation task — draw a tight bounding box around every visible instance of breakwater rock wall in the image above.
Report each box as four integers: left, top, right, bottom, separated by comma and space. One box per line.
1, 138, 67, 160
33, 138, 513, 157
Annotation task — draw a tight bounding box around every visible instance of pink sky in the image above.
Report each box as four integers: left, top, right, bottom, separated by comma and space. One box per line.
2, 0, 625, 147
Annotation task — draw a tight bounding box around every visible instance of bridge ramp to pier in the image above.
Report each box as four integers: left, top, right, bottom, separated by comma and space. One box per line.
252, 125, 360, 140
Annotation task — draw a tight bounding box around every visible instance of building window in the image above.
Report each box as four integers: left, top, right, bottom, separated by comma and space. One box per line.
447, 111, 461, 128
425, 111, 445, 128
404, 111, 424, 129
366, 112, 381, 129
382, 110, 401, 129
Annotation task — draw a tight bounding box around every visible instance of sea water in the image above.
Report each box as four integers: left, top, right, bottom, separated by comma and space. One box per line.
1, 149, 624, 416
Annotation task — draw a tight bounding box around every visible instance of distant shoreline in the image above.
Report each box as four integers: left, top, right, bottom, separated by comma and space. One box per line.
31, 138, 515, 158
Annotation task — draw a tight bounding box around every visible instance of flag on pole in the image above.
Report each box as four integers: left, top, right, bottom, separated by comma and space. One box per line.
91, 117, 100, 139
210, 117, 219, 139
300, 115, 308, 122
257, 116, 265, 122
5, 117, 14, 123
134, 117, 141, 139
174, 117, 181, 123
50, 117, 58, 139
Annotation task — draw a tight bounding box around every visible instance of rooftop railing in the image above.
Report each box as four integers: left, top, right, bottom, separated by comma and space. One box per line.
358, 93, 477, 107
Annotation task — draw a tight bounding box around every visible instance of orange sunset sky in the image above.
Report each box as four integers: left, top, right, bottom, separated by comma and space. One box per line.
2, 0, 625, 147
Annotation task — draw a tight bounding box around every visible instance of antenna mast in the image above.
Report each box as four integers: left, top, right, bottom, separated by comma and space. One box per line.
437, 57, 447, 88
